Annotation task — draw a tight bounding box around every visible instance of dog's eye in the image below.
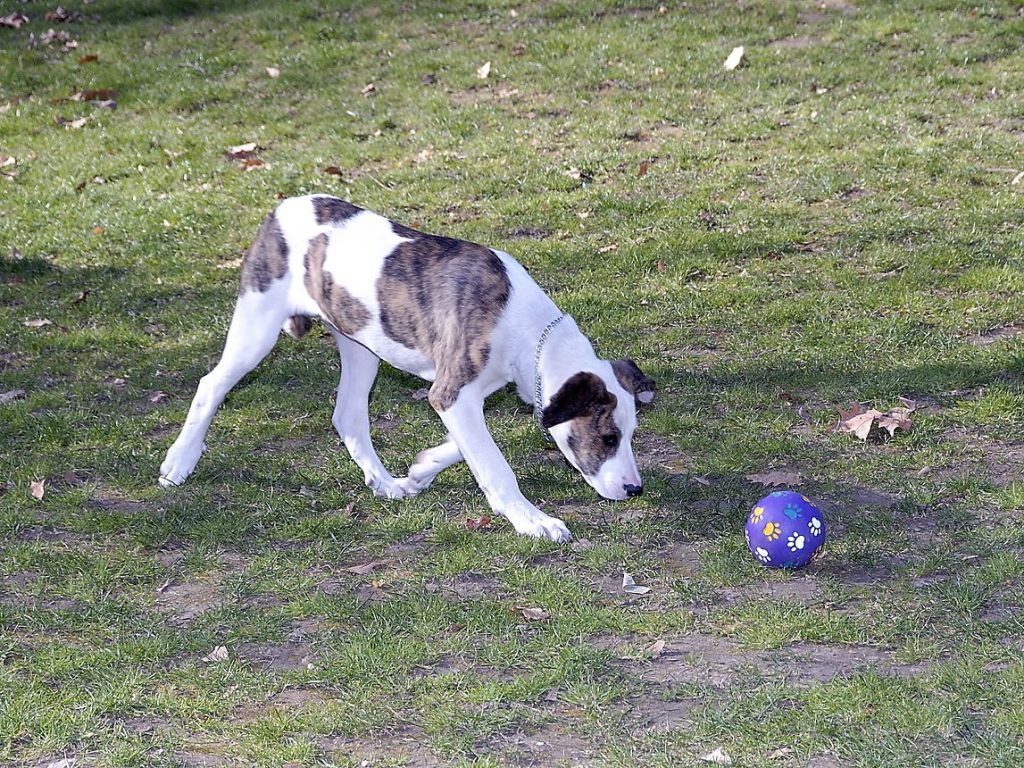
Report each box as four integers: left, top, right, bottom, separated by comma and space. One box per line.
602, 434, 619, 448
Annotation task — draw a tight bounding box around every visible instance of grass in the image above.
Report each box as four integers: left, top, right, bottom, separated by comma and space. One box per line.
2, 0, 1024, 766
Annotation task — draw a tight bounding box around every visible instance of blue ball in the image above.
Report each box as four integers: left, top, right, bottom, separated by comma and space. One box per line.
745, 490, 826, 569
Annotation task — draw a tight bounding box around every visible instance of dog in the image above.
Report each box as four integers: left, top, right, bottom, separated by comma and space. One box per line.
159, 195, 655, 541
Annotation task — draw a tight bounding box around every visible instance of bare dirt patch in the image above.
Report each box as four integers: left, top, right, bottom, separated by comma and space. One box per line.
155, 580, 223, 624
237, 639, 315, 672
425, 571, 504, 600
494, 722, 600, 767
621, 693, 697, 734
600, 633, 929, 690
318, 726, 442, 767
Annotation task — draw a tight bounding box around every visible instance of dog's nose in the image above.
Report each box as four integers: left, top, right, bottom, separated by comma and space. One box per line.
624, 483, 643, 497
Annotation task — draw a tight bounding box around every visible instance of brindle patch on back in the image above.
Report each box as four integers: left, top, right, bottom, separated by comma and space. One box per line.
312, 196, 362, 226
376, 223, 512, 411
303, 234, 371, 336
239, 212, 288, 293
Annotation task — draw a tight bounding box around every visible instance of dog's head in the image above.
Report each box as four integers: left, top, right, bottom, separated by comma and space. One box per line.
541, 359, 655, 500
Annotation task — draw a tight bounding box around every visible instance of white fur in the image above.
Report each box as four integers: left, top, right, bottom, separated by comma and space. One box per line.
159, 195, 647, 541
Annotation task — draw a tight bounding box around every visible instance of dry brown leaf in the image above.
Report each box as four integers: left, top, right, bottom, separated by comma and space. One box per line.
200, 645, 229, 663
516, 605, 549, 621
835, 402, 913, 441
360, 82, 376, 96
1, 12, 29, 28
216, 258, 244, 269
647, 639, 667, 658
149, 391, 169, 404
78, 54, 98, 64
476, 60, 491, 79
30, 479, 46, 500
225, 142, 259, 159
622, 571, 651, 595
638, 159, 650, 177
324, 165, 345, 177
60, 116, 89, 130
597, 244, 618, 254
745, 469, 804, 487
72, 88, 117, 102
240, 157, 266, 171
46, 7, 82, 22
464, 515, 492, 531
701, 747, 733, 765
723, 46, 745, 71
266, 66, 280, 78
24, 318, 53, 328
345, 560, 388, 575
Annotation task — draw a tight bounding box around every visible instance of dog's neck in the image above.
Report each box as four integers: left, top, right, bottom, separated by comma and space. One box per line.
514, 313, 603, 423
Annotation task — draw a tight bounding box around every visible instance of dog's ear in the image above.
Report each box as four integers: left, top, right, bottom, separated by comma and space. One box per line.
541, 372, 615, 429
611, 358, 656, 406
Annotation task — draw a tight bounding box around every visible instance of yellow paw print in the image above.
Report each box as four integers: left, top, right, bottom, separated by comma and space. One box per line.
751, 506, 765, 523
762, 521, 781, 541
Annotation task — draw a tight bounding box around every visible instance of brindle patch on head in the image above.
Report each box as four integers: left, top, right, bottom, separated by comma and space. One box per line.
239, 212, 288, 294
303, 234, 371, 336
376, 223, 512, 411
546, 372, 621, 476
312, 196, 362, 226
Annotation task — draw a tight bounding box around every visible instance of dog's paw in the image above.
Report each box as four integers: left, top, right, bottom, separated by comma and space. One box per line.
158, 442, 205, 488
513, 513, 573, 542
395, 476, 425, 497
366, 474, 408, 501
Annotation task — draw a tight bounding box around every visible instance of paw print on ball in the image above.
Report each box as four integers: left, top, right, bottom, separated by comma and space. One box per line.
809, 516, 823, 537
787, 532, 806, 552
762, 521, 782, 541
755, 546, 772, 564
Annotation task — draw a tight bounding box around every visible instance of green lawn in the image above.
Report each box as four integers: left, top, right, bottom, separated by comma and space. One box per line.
3, 1, 1024, 766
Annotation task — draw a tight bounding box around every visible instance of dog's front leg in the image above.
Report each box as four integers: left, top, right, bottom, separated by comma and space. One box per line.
397, 435, 463, 496
432, 389, 571, 542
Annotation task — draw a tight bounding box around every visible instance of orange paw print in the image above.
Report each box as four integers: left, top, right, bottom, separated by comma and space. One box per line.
762, 521, 781, 541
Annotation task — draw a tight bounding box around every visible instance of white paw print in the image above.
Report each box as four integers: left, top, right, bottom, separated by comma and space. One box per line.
755, 547, 771, 564
787, 533, 806, 552
809, 517, 822, 537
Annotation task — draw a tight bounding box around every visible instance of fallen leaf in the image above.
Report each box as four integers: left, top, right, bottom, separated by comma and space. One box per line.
266, 66, 280, 78
156, 577, 173, 594
46, 7, 82, 23
0, 12, 29, 28
24, 318, 53, 328
834, 402, 913, 441
656, 259, 666, 272
476, 60, 491, 79
1012, 171, 1024, 186
225, 142, 259, 159
71, 88, 117, 102
638, 159, 650, 177
692, 475, 712, 487
647, 639, 666, 658
30, 479, 46, 500
0, 389, 26, 405
78, 54, 98, 64
723, 46, 745, 71
622, 571, 651, 595
767, 747, 795, 760
216, 258, 244, 269
61, 116, 89, 130
516, 605, 549, 621
700, 747, 733, 764
240, 157, 266, 171
345, 560, 388, 575
360, 82, 376, 96
324, 165, 345, 177
200, 645, 229, 663
0, 154, 15, 168
597, 244, 618, 254
93, 226, 105, 235
149, 391, 169, 404
464, 515, 492, 531
745, 470, 804, 487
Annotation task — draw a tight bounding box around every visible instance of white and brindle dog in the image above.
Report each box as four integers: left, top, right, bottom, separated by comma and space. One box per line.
159, 195, 655, 541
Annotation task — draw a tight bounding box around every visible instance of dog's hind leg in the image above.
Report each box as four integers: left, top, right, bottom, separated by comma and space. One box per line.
159, 288, 288, 487
398, 436, 463, 496
331, 330, 407, 500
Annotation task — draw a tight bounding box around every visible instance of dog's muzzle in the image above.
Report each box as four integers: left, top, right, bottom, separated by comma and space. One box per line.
624, 483, 643, 497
